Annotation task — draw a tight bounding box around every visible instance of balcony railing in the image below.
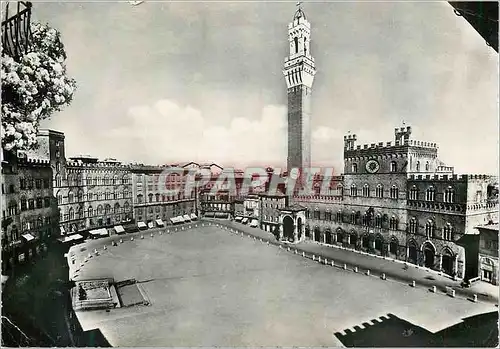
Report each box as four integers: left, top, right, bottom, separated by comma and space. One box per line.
1, 2, 33, 60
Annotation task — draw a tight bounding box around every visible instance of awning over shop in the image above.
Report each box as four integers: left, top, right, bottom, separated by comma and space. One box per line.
99, 229, 109, 236
170, 217, 178, 224
114, 225, 125, 234
137, 221, 147, 229
183, 214, 191, 222
71, 234, 83, 240
60, 226, 66, 235
156, 219, 164, 227
89, 229, 101, 236
22, 233, 35, 241
177, 216, 185, 223
215, 213, 228, 218
190, 213, 197, 220
250, 219, 258, 227
205, 212, 214, 217
148, 222, 154, 229
242, 218, 248, 224
235, 216, 242, 221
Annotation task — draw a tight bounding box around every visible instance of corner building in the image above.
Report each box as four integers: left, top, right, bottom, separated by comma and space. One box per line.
292, 127, 498, 280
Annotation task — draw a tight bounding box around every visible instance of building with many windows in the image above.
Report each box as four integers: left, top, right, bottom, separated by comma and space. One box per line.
130, 165, 197, 226
291, 127, 498, 280
1, 151, 58, 272
476, 223, 498, 285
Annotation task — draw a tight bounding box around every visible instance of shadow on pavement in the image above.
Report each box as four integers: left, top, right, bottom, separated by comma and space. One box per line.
334, 311, 499, 347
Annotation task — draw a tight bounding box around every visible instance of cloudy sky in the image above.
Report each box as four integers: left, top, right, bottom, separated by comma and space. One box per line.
32, 1, 498, 174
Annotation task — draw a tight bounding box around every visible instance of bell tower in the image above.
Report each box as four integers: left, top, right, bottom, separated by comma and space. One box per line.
283, 3, 316, 174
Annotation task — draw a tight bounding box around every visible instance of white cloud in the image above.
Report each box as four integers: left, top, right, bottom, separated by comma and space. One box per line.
107, 99, 288, 167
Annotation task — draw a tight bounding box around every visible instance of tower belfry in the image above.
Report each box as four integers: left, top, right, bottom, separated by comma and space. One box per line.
284, 3, 316, 174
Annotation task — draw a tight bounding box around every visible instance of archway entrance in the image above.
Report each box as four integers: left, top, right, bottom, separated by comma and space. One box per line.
297, 217, 303, 240
337, 230, 344, 244
389, 238, 398, 256
325, 230, 332, 245
423, 243, 435, 269
362, 234, 370, 249
283, 216, 294, 241
314, 227, 321, 242
375, 235, 383, 253
442, 250, 454, 275
408, 241, 418, 264
350, 233, 357, 247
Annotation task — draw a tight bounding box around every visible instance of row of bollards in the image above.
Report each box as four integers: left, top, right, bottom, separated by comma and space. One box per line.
212, 225, 482, 305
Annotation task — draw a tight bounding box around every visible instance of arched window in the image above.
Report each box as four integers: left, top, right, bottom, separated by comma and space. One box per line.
137, 194, 143, 203
444, 186, 455, 203
93, 176, 98, 186
375, 214, 382, 228
350, 184, 357, 197
67, 174, 74, 187
55, 174, 62, 187
390, 161, 397, 172
425, 161, 430, 171
113, 175, 119, 185
362, 184, 370, 197
124, 202, 130, 211
56, 162, 61, 172
389, 216, 398, 230
409, 186, 418, 200
56, 192, 62, 205
352, 163, 358, 173
123, 190, 129, 199
350, 211, 356, 224
336, 211, 342, 222
88, 192, 93, 201
443, 223, 453, 241
426, 186, 436, 201
86, 175, 92, 186
104, 204, 111, 215
104, 175, 110, 185
313, 208, 320, 219
409, 217, 418, 234
416, 161, 420, 172
156, 193, 160, 202
390, 185, 399, 199
294, 37, 298, 53
69, 208, 74, 220
97, 205, 103, 215
68, 191, 74, 203
337, 185, 344, 196
425, 219, 436, 238
148, 193, 153, 203
376, 184, 383, 198
77, 190, 83, 202
114, 203, 120, 214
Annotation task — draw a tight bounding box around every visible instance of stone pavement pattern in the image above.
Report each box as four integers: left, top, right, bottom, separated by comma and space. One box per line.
70, 223, 496, 347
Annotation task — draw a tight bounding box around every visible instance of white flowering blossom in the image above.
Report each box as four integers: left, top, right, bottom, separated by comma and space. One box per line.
2, 22, 76, 152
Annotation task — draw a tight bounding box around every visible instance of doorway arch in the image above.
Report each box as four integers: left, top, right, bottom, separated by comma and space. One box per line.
283, 216, 294, 241
422, 242, 436, 269
325, 229, 332, 245
389, 237, 399, 256
442, 248, 454, 275
407, 240, 418, 264
336, 229, 344, 244
375, 234, 384, 253
314, 227, 321, 242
